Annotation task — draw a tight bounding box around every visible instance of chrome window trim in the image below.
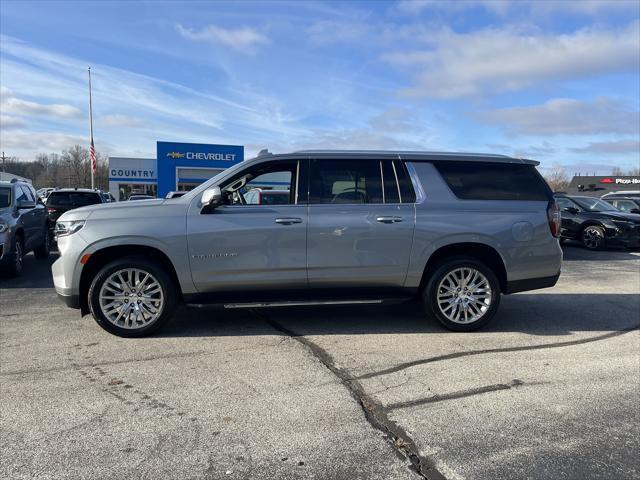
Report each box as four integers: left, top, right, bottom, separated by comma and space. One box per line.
391, 160, 402, 202
404, 162, 425, 203
379, 161, 386, 204
294, 160, 300, 205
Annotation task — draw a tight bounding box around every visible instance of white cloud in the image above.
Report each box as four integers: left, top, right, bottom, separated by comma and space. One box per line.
0, 87, 82, 118
176, 24, 269, 54
0, 114, 25, 129
0, 131, 86, 153
382, 22, 640, 98
478, 98, 639, 136
395, 0, 638, 17
98, 114, 146, 128
570, 140, 640, 154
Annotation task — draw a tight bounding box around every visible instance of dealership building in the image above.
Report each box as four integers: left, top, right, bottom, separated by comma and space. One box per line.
566, 175, 640, 197
108, 141, 244, 200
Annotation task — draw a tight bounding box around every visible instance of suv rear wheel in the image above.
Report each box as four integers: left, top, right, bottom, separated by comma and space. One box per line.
423, 257, 500, 331
88, 257, 177, 337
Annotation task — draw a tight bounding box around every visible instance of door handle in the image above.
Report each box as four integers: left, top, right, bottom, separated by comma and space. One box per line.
275, 217, 303, 225
376, 216, 403, 223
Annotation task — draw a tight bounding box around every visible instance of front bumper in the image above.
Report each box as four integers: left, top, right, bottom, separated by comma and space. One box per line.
605, 223, 640, 248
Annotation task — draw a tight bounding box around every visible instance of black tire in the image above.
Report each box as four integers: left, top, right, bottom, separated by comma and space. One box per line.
4, 236, 24, 277
422, 256, 501, 332
33, 227, 50, 259
581, 225, 606, 251
88, 256, 177, 337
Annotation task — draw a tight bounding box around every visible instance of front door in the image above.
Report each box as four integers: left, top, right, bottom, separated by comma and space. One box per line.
187, 159, 307, 293
306, 158, 416, 289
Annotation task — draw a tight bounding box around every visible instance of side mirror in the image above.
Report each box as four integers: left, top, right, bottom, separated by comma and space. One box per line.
17, 199, 36, 209
630, 208, 640, 214
201, 186, 222, 208
563, 207, 579, 214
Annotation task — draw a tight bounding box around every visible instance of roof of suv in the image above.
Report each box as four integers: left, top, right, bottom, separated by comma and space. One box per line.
257, 149, 539, 165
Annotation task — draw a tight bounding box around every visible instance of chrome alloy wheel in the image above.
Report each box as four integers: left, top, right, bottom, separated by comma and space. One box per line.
436, 267, 492, 324
98, 268, 164, 329
582, 227, 604, 250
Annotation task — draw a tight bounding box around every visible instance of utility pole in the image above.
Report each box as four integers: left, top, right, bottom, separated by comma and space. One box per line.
1, 152, 5, 173
88, 67, 96, 189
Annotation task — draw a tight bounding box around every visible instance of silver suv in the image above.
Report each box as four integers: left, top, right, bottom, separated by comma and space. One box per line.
52, 150, 562, 337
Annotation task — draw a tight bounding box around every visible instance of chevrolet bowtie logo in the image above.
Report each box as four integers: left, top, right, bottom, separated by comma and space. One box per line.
166, 151, 185, 159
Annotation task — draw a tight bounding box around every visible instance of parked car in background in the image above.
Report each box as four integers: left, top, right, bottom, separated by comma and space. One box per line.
37, 187, 56, 203
100, 191, 117, 203
554, 194, 640, 250
0, 180, 50, 276
244, 188, 290, 205
46, 189, 104, 240
53, 150, 562, 337
601, 191, 640, 214
165, 191, 187, 199
128, 195, 155, 201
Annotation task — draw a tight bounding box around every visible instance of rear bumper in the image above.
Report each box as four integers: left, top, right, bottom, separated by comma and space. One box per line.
505, 272, 560, 294
57, 292, 80, 309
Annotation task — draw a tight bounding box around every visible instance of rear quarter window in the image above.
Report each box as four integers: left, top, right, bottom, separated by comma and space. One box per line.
434, 162, 551, 201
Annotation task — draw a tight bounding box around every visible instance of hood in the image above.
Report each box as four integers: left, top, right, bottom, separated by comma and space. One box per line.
58, 199, 167, 222
595, 211, 640, 223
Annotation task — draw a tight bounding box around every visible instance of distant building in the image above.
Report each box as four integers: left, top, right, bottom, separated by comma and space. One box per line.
0, 172, 32, 184
565, 175, 640, 197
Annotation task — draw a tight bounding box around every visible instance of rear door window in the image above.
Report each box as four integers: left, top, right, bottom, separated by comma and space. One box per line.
309, 159, 383, 204
434, 162, 551, 201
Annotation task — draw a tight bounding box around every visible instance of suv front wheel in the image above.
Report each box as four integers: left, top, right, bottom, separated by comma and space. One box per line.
88, 257, 177, 337
423, 257, 500, 331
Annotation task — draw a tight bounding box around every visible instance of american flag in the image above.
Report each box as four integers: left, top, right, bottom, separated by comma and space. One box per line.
90, 137, 97, 172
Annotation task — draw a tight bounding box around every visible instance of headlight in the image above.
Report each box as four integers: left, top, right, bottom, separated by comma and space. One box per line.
55, 220, 85, 237
0, 221, 8, 234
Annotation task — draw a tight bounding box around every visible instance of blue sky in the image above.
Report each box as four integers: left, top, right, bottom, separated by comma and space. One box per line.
1, 0, 639, 174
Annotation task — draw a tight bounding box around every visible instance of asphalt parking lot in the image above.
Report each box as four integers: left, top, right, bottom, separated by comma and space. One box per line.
1, 244, 639, 480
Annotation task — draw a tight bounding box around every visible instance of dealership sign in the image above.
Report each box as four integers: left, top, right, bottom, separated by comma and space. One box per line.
599, 178, 640, 185
156, 141, 244, 197
108, 157, 157, 181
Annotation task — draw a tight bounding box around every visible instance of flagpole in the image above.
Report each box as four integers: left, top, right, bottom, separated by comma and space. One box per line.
88, 66, 95, 189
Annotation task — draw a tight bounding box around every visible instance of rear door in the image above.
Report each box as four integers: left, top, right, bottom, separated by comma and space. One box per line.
17, 186, 39, 250
307, 158, 415, 289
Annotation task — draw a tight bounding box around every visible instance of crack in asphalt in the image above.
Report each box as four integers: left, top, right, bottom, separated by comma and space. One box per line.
257, 311, 446, 480
353, 324, 640, 381
385, 379, 534, 410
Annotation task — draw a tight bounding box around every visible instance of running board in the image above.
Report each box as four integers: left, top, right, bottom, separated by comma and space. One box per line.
223, 299, 384, 309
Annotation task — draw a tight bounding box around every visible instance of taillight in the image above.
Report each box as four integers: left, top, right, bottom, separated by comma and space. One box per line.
47, 208, 57, 214
547, 201, 561, 238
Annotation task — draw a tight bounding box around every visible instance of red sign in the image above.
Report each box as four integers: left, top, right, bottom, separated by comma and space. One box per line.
599, 178, 615, 183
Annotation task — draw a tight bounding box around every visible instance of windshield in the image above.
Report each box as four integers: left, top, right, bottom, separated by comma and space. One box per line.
573, 197, 618, 212
0, 187, 11, 208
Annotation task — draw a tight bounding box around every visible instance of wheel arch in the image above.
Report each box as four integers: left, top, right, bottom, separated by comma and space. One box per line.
79, 245, 182, 315
419, 242, 508, 293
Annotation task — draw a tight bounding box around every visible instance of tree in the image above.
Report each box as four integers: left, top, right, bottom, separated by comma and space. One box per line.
611, 167, 624, 175
544, 164, 570, 192
3, 145, 109, 190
